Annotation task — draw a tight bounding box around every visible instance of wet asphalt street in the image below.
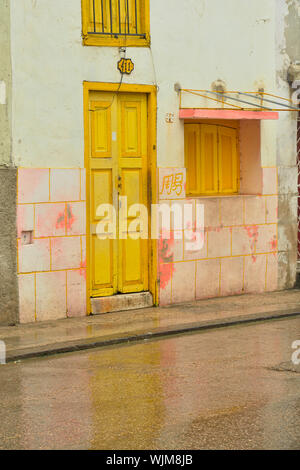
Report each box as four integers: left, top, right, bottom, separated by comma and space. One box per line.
0, 317, 300, 450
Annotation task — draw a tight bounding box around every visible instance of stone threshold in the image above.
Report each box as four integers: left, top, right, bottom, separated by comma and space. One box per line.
91, 292, 153, 314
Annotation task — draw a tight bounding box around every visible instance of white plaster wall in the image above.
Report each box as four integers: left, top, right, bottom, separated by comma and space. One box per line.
275, 0, 299, 198
275, 0, 298, 170
11, 0, 277, 168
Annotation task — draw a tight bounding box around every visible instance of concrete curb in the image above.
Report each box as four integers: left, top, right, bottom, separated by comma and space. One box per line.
5, 308, 300, 363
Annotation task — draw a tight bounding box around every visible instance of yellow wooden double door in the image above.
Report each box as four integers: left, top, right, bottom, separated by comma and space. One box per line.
87, 91, 149, 297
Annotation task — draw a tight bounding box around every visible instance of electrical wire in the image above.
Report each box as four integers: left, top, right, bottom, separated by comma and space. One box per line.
90, 0, 128, 112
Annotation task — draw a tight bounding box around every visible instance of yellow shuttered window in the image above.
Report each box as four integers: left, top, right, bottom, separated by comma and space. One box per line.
82, 0, 150, 47
184, 123, 239, 196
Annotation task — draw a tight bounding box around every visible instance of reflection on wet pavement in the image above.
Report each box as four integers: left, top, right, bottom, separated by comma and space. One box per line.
0, 317, 300, 449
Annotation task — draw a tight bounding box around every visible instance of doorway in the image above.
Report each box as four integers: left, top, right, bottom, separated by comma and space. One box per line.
84, 83, 157, 313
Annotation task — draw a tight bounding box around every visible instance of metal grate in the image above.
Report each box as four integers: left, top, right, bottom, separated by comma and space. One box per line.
89, 0, 146, 38
180, 89, 300, 112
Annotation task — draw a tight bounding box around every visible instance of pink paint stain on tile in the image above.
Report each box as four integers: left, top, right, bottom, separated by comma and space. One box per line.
56, 210, 66, 230
35, 203, 66, 238
269, 235, 278, 253
66, 204, 75, 229
66, 202, 86, 236
159, 263, 176, 290
244, 225, 259, 257
55, 204, 75, 231
158, 231, 176, 290
79, 259, 87, 279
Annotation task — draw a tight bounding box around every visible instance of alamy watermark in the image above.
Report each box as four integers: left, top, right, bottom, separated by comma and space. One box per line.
291, 340, 300, 366
95, 198, 205, 251
0, 341, 6, 365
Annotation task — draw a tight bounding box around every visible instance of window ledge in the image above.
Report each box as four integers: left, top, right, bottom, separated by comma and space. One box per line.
186, 194, 264, 200
82, 34, 150, 47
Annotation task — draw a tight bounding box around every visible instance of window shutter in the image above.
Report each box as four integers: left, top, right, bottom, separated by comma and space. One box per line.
134, 0, 142, 34
218, 126, 238, 194
200, 125, 218, 194
83, 0, 149, 45
184, 124, 201, 195
88, 0, 107, 33
119, 0, 138, 35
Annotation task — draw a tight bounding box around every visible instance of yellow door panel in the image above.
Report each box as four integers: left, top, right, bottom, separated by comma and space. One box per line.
123, 169, 141, 207
184, 124, 200, 195
92, 237, 113, 289
121, 101, 141, 157
218, 127, 238, 194
119, 168, 146, 292
91, 168, 117, 296
121, 238, 148, 293
87, 91, 149, 299
92, 170, 112, 212
91, 102, 112, 158
123, 238, 142, 282
200, 124, 218, 194
118, 93, 148, 293
88, 92, 117, 297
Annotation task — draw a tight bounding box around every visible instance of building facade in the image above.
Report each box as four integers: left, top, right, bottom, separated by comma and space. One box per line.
0, 0, 299, 324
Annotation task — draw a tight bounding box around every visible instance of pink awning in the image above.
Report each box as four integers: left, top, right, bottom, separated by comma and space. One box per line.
179, 109, 279, 120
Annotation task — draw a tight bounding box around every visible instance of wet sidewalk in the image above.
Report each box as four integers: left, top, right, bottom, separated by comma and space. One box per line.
2, 289, 300, 362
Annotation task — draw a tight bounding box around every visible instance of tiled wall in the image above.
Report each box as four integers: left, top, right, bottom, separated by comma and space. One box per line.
17, 166, 279, 321
17, 168, 87, 323
159, 167, 278, 306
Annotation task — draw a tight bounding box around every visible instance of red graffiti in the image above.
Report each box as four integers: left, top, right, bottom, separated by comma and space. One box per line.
158, 230, 175, 290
